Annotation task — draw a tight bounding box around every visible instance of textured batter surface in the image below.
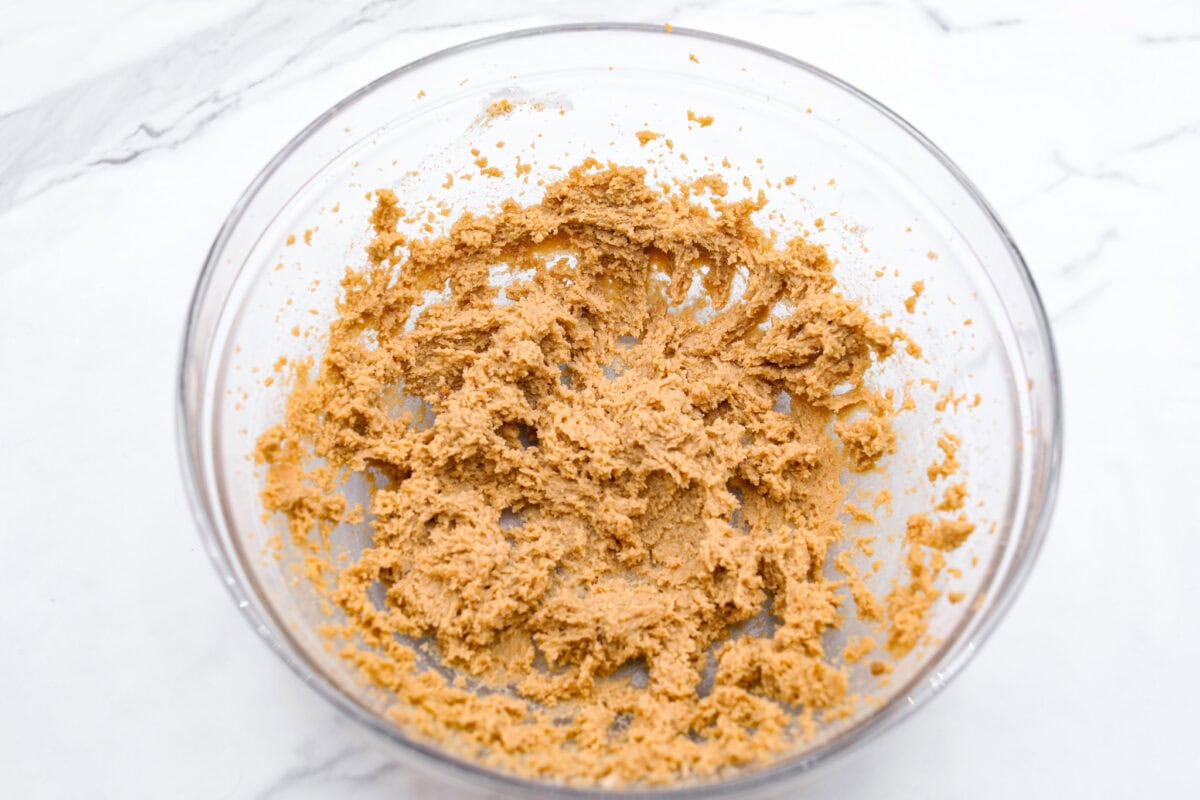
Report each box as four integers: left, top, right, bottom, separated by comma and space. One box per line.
255, 161, 963, 785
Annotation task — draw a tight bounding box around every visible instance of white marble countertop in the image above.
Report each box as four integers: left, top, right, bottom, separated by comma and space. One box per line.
2, 1, 1198, 797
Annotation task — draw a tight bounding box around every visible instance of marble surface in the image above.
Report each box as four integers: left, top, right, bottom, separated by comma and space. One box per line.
2, 0, 1198, 797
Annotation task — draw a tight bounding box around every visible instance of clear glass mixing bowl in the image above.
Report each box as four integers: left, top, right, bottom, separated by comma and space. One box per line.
178, 23, 1061, 798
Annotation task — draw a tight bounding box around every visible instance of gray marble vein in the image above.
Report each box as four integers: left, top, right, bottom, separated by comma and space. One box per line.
1043, 228, 1119, 322
1124, 122, 1200, 153
916, 4, 1023, 34
1046, 151, 1153, 192
1058, 228, 1119, 277
1138, 32, 1200, 44
0, 0, 287, 212
0, 0, 552, 215
253, 744, 408, 800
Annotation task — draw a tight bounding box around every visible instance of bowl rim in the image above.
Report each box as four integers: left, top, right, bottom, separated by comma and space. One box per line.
177, 21, 1063, 798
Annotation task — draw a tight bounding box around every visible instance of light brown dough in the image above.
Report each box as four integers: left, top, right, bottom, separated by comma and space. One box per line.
255, 161, 964, 785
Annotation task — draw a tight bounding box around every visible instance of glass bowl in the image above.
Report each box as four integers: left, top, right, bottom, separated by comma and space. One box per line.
178, 23, 1061, 798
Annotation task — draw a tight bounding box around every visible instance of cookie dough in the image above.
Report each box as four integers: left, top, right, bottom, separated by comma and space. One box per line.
255, 160, 956, 785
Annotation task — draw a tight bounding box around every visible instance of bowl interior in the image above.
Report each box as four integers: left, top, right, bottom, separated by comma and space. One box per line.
183, 24, 1059, 796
